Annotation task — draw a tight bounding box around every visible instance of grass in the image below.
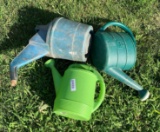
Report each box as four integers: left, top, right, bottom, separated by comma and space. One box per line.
0, 0, 160, 131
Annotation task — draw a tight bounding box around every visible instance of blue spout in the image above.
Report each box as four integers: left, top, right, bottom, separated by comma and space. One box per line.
10, 29, 49, 86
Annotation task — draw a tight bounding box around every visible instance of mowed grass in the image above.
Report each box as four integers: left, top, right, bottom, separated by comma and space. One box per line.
0, 0, 160, 131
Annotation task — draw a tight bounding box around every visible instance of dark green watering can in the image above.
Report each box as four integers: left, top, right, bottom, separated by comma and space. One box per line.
91, 21, 150, 101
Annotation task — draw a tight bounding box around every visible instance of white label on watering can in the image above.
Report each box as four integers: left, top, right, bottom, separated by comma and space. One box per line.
70, 79, 76, 91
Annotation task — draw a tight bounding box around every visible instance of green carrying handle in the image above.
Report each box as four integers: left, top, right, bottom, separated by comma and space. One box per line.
99, 21, 136, 44
69, 64, 106, 113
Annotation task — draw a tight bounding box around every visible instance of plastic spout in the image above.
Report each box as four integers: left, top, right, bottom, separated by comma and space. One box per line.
10, 30, 49, 86
45, 59, 62, 94
106, 67, 150, 101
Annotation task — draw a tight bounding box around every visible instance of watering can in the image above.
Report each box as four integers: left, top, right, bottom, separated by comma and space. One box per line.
45, 59, 105, 121
90, 21, 150, 101
10, 17, 93, 86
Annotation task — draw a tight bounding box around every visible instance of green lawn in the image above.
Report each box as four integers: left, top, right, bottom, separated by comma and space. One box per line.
0, 0, 160, 131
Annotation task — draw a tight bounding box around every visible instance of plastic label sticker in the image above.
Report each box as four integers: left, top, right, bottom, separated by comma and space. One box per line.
70, 79, 76, 91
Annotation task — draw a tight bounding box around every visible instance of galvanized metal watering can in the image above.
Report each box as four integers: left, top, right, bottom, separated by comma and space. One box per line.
45, 59, 105, 121
91, 21, 150, 101
10, 17, 93, 86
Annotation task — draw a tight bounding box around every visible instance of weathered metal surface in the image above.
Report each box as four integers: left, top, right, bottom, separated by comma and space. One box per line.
10, 17, 93, 86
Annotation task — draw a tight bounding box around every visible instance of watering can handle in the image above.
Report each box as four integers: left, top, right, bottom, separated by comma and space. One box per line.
69, 64, 106, 113
92, 69, 106, 113
99, 21, 136, 44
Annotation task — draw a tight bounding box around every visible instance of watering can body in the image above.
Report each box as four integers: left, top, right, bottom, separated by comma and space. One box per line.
91, 22, 149, 101
45, 59, 106, 121
92, 31, 136, 71
10, 17, 93, 86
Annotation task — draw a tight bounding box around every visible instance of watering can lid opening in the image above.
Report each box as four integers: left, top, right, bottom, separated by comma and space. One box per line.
67, 64, 98, 79
90, 33, 108, 70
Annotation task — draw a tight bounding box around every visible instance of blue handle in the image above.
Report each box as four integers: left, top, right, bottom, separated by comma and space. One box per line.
99, 21, 136, 44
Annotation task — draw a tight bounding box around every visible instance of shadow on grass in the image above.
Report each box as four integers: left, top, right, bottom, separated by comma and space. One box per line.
2, 6, 112, 107
0, 7, 62, 53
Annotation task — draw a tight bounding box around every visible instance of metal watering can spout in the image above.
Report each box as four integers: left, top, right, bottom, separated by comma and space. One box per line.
10, 26, 50, 86
106, 68, 149, 101
45, 59, 62, 94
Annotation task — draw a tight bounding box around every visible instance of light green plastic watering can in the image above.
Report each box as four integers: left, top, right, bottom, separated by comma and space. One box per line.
45, 59, 106, 121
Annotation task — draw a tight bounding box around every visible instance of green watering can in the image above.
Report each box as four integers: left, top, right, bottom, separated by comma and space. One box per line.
91, 21, 150, 101
45, 59, 106, 121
